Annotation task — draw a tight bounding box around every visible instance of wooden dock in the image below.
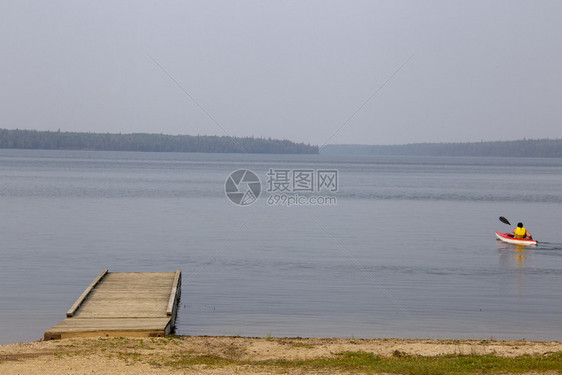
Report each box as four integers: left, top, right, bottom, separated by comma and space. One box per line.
44, 269, 181, 340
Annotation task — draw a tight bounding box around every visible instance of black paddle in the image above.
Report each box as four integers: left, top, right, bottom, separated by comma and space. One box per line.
498, 216, 515, 238
499, 216, 511, 226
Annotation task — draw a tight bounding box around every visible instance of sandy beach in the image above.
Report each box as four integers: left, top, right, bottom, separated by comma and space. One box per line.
1, 336, 561, 374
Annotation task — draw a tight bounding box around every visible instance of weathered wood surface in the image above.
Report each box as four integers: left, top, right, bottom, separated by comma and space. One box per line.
167, 269, 182, 321
45, 270, 181, 340
66, 269, 108, 317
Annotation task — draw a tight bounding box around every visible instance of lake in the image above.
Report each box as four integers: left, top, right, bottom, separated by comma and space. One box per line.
1, 149, 561, 344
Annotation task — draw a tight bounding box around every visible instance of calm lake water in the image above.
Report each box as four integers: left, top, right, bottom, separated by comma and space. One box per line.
1, 149, 561, 344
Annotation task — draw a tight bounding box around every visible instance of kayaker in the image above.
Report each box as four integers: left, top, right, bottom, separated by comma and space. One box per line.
513, 222, 533, 240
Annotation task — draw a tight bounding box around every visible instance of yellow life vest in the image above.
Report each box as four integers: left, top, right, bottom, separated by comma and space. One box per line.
514, 227, 527, 239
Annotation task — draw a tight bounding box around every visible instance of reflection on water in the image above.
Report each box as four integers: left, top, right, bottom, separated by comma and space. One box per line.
513, 245, 527, 268
512, 245, 528, 295
497, 242, 529, 294
497, 242, 530, 266
497, 241, 532, 267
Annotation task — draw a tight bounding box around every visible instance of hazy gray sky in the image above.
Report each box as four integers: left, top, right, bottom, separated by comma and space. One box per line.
1, 1, 561, 145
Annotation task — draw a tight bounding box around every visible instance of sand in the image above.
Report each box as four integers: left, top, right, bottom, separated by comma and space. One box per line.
1, 336, 561, 374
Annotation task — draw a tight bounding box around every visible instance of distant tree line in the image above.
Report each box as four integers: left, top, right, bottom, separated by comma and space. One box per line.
0, 129, 318, 154
321, 139, 562, 158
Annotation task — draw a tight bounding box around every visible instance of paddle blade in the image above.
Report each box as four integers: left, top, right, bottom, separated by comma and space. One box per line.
499, 216, 511, 226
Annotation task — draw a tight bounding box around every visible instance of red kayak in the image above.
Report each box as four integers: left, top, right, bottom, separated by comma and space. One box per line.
495, 231, 537, 246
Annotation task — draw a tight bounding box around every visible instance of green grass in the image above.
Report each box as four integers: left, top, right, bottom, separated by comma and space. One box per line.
165, 354, 234, 368
161, 350, 562, 374
265, 351, 562, 374
289, 342, 315, 349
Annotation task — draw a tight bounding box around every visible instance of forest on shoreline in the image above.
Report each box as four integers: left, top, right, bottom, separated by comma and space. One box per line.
321, 138, 562, 158
0, 129, 318, 154
3, 129, 561, 157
